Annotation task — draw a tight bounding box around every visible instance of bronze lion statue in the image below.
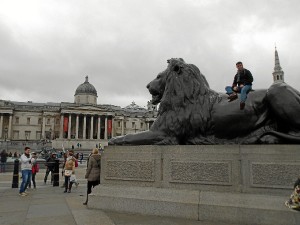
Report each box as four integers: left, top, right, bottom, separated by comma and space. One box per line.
109, 58, 300, 145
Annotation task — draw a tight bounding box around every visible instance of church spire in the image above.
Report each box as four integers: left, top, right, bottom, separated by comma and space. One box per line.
272, 46, 284, 83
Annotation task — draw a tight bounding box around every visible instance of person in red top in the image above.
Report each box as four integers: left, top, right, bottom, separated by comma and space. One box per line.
29, 152, 39, 189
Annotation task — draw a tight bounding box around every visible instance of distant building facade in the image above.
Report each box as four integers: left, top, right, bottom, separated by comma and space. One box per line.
0, 76, 157, 149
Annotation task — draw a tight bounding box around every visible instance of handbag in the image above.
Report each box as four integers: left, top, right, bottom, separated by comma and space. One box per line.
64, 170, 72, 176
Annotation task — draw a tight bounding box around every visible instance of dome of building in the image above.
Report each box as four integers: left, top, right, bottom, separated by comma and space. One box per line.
74, 76, 98, 105
75, 76, 97, 97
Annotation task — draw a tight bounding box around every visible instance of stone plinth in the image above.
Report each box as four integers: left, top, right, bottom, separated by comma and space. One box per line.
89, 145, 300, 225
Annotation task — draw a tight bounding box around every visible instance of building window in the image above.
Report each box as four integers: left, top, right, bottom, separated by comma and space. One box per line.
38, 118, 42, 124
141, 122, 143, 129
13, 130, 19, 139
36, 131, 42, 140
47, 118, 50, 124
25, 131, 31, 140
56, 118, 60, 125
118, 121, 121, 127
15, 117, 19, 124
124, 122, 126, 128
27, 118, 30, 125
132, 122, 135, 128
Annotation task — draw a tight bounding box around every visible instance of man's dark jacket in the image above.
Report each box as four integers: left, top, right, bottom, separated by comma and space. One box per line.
232, 68, 253, 87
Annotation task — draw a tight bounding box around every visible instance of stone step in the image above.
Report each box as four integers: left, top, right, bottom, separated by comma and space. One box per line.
88, 185, 300, 225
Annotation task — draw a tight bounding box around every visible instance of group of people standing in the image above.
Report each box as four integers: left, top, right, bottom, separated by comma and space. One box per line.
18, 146, 101, 206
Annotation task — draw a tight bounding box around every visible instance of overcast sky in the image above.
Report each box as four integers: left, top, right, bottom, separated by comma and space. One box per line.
0, 0, 300, 108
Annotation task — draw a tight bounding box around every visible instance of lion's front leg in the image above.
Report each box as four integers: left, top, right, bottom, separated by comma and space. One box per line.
108, 130, 168, 145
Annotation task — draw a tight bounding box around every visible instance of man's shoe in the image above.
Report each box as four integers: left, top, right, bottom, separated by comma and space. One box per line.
19, 192, 27, 196
240, 102, 245, 110
83, 202, 87, 205
228, 94, 238, 102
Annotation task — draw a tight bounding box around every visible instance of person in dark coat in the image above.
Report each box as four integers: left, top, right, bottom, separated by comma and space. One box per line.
44, 153, 56, 184
0, 149, 8, 173
83, 148, 101, 205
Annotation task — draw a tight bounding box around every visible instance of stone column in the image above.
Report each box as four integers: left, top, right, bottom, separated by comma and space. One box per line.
8, 114, 12, 139
111, 117, 114, 138
90, 115, 94, 140
104, 116, 108, 140
68, 114, 72, 139
83, 115, 86, 139
59, 114, 64, 139
42, 116, 46, 139
75, 114, 79, 139
121, 119, 124, 136
97, 116, 100, 139
0, 114, 3, 139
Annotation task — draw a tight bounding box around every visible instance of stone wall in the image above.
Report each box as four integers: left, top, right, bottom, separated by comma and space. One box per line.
90, 145, 300, 225
101, 145, 300, 195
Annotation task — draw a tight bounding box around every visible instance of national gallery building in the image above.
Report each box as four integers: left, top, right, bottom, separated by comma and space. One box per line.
0, 76, 157, 149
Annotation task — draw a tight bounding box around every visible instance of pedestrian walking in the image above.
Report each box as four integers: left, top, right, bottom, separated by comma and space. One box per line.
83, 148, 101, 205
63, 150, 76, 193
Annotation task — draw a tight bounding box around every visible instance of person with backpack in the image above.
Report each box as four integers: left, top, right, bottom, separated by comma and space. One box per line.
83, 148, 101, 205
29, 152, 39, 189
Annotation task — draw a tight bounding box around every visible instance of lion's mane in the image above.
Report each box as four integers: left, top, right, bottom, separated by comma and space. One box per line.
150, 59, 219, 143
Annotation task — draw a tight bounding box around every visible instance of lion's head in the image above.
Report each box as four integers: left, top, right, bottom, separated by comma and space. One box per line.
146, 58, 184, 105
147, 58, 211, 105
147, 58, 218, 140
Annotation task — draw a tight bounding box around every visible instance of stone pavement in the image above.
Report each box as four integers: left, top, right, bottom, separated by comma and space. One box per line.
0, 166, 239, 225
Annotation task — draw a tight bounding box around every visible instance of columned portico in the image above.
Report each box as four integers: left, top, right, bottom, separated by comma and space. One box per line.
57, 110, 117, 142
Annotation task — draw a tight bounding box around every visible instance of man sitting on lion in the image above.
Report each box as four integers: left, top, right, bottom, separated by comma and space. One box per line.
225, 61, 253, 110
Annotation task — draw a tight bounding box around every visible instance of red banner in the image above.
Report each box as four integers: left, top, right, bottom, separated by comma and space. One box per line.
107, 119, 112, 134
63, 117, 68, 132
